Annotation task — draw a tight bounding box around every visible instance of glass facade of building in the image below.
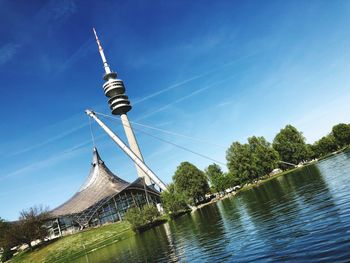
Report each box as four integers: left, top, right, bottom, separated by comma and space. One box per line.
90, 189, 160, 226
48, 149, 162, 238
49, 188, 160, 237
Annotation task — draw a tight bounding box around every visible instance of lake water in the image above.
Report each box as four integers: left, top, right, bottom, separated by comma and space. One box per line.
76, 152, 350, 262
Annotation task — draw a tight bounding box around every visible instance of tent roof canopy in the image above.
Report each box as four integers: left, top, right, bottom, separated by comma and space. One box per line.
51, 148, 159, 218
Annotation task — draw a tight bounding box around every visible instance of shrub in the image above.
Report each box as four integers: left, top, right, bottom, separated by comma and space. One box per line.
124, 204, 160, 231
161, 183, 188, 214
173, 162, 209, 205
142, 204, 159, 223
124, 207, 146, 231
1, 247, 13, 262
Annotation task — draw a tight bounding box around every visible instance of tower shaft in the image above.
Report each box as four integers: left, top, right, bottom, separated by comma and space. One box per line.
120, 114, 152, 185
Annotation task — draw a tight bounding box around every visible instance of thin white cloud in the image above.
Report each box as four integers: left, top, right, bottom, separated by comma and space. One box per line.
0, 139, 92, 182
137, 74, 240, 121
2, 102, 109, 157
218, 101, 233, 107
136, 86, 211, 121
294, 94, 350, 143
36, 0, 76, 24
133, 74, 203, 105
133, 52, 259, 106
55, 38, 93, 76
0, 0, 77, 68
9, 123, 87, 156
0, 43, 21, 66
51, 0, 76, 21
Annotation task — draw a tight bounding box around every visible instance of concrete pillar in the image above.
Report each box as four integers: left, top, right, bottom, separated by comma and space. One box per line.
120, 113, 152, 185
56, 218, 62, 237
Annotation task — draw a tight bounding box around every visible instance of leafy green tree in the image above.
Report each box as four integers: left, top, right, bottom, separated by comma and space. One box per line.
248, 136, 280, 177
225, 172, 240, 188
332, 123, 350, 147
4, 206, 50, 249
0, 217, 7, 244
313, 134, 338, 157
0, 218, 15, 261
273, 125, 309, 165
173, 162, 209, 205
1, 247, 13, 262
205, 164, 226, 193
124, 207, 146, 231
142, 204, 159, 224
306, 143, 317, 159
226, 136, 279, 184
125, 204, 160, 231
161, 183, 188, 214
226, 142, 252, 183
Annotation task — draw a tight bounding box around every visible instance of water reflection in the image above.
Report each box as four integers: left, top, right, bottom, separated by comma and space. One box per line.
76, 153, 350, 262
190, 204, 229, 259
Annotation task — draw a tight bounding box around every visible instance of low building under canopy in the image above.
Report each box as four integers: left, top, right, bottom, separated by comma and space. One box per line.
49, 148, 160, 236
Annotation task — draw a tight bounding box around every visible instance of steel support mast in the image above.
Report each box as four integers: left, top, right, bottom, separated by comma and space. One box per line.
86, 109, 167, 192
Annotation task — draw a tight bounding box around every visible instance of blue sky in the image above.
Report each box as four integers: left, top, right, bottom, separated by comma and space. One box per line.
1, 0, 350, 220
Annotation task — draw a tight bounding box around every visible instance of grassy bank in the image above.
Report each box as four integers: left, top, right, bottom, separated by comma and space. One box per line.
236, 167, 303, 193
11, 221, 134, 263
317, 146, 349, 161
10, 212, 191, 262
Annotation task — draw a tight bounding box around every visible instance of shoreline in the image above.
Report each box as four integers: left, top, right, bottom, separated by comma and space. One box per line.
9, 149, 349, 262
195, 146, 349, 212
194, 161, 324, 211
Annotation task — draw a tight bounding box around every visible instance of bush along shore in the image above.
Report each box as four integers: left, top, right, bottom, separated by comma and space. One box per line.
124, 204, 192, 233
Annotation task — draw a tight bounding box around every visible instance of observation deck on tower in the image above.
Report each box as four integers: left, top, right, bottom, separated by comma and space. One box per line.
93, 28, 132, 116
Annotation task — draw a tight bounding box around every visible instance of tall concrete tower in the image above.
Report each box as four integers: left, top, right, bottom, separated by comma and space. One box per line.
93, 28, 152, 185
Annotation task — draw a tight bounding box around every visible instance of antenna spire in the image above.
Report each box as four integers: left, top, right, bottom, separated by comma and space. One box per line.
92, 28, 112, 74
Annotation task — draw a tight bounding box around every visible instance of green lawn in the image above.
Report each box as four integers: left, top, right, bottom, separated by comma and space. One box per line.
11, 221, 134, 263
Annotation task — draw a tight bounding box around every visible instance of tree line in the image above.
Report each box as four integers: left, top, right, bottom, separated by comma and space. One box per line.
161, 123, 350, 214
0, 206, 50, 261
